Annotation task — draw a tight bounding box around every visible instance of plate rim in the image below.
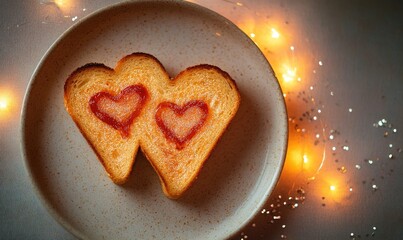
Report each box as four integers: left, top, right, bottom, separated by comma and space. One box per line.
20, 0, 288, 239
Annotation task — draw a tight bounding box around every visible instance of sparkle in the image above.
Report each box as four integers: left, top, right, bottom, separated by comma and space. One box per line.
0, 99, 8, 110
330, 185, 336, 191
330, 91, 334, 96
384, 131, 389, 137
318, 109, 322, 113
389, 144, 393, 148
349, 187, 353, 192
343, 145, 349, 151
71, 16, 78, 21
348, 108, 353, 112
332, 146, 337, 151
282, 224, 286, 229
329, 135, 334, 140
0, 92, 12, 111
303, 154, 308, 163
372, 184, 378, 190
339, 166, 347, 174
271, 28, 280, 39
82, 8, 86, 11
309, 86, 314, 90
393, 128, 397, 133
315, 133, 320, 138
290, 46, 295, 51
388, 154, 393, 159
367, 159, 374, 165
250, 33, 256, 38
319, 60, 323, 66
273, 215, 281, 220
373, 226, 377, 231
282, 66, 297, 82
355, 164, 361, 169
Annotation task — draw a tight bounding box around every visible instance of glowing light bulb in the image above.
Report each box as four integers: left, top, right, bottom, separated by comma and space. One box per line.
303, 154, 308, 164
271, 28, 280, 39
0, 88, 15, 120
54, 0, 67, 7
0, 97, 9, 110
45, 0, 73, 13
282, 65, 297, 82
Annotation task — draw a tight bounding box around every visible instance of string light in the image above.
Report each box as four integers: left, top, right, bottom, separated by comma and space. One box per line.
40, 0, 73, 13
282, 65, 297, 82
0, 98, 8, 110
271, 28, 280, 39
303, 154, 308, 164
0, 88, 15, 120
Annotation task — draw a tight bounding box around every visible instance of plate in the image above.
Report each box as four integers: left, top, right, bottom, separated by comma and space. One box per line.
21, 1, 287, 239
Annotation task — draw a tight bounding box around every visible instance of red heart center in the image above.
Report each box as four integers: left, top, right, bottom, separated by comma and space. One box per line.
155, 100, 209, 150
89, 84, 148, 138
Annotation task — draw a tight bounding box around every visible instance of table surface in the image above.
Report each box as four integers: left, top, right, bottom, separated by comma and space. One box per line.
1, 0, 402, 239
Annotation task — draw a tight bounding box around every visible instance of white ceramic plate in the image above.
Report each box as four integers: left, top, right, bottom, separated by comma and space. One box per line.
21, 1, 287, 239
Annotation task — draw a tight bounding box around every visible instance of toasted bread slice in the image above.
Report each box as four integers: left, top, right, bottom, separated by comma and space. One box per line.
64, 53, 240, 198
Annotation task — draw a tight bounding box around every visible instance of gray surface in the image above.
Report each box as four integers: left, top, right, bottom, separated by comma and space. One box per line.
1, 0, 402, 239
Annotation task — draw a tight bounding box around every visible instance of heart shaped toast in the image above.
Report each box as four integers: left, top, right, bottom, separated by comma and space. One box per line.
64, 53, 240, 198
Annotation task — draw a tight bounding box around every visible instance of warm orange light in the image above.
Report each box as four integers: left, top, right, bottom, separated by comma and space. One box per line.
282, 65, 297, 82
0, 93, 11, 112
54, 0, 67, 7
330, 185, 336, 191
303, 154, 308, 164
53, 0, 74, 13
0, 98, 8, 110
0, 88, 15, 120
271, 28, 280, 39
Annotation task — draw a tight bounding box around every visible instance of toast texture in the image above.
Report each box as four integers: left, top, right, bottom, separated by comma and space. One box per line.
64, 53, 240, 198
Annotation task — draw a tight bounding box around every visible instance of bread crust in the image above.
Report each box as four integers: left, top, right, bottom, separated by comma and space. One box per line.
64, 53, 240, 198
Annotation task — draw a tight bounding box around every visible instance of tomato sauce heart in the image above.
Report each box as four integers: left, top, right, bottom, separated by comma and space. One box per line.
89, 84, 148, 138
155, 100, 208, 150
